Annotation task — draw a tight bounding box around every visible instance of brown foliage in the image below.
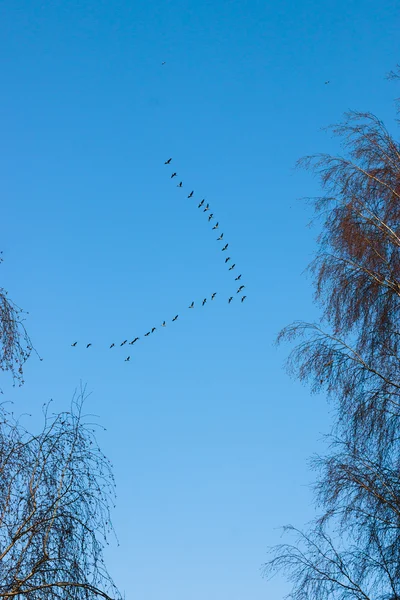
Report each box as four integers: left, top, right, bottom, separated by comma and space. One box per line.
265, 103, 400, 599
279, 111, 400, 453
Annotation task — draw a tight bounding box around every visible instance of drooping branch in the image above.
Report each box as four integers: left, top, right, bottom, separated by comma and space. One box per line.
0, 388, 121, 600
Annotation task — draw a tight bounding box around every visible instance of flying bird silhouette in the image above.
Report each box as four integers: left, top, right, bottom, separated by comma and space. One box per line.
86, 343, 92, 348
165, 158, 172, 164
172, 315, 179, 322
125, 356, 131, 361
144, 332, 151, 337
228, 297, 233, 303
241, 296, 247, 302
222, 243, 228, 251
211, 292, 217, 300
229, 264, 236, 270
171, 172, 177, 178
129, 338, 139, 344
71, 342, 77, 347
198, 199, 205, 208
235, 274, 242, 281
324, 80, 330, 84
212, 222, 219, 230
151, 327, 156, 333
110, 343, 115, 348
177, 181, 183, 187
162, 321, 166, 327
120, 340, 127, 346
202, 298, 207, 306
189, 301, 194, 308
187, 191, 194, 198
203, 204, 210, 212
208, 213, 214, 221
237, 285, 245, 293
217, 233, 224, 240
225, 256, 231, 263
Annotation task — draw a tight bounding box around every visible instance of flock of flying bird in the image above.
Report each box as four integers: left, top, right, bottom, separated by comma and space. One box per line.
71, 158, 247, 361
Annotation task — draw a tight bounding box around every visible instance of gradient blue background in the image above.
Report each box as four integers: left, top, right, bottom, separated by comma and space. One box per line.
1, 1, 399, 598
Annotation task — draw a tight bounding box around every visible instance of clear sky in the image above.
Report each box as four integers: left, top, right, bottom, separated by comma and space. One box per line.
1, 0, 399, 598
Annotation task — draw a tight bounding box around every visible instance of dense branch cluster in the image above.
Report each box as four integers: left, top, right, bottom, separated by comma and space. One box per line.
0, 392, 121, 600
265, 106, 400, 599
0, 281, 33, 388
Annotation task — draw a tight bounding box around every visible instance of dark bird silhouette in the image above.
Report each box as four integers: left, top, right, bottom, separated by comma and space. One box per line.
202, 298, 207, 306
203, 204, 210, 212
187, 191, 194, 198
241, 295, 247, 302
235, 274, 242, 281
177, 181, 183, 187
217, 233, 224, 240
151, 327, 156, 333
120, 340, 127, 346
189, 301, 194, 308
129, 338, 139, 344
222, 243, 228, 251
237, 285, 245, 293
165, 157, 172, 164
125, 356, 131, 361
324, 80, 330, 84
208, 213, 214, 221
86, 343, 92, 348
71, 342, 77, 347
172, 315, 179, 322
171, 172, 177, 178
225, 256, 231, 263
229, 263, 236, 270
162, 61, 166, 65
211, 292, 217, 300
228, 296, 233, 303
110, 343, 115, 348
144, 332, 151, 337
162, 321, 166, 327
212, 222, 219, 230
198, 199, 205, 208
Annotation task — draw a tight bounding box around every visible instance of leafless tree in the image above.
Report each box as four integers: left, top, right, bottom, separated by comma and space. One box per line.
265, 436, 400, 600
0, 254, 34, 388
279, 110, 400, 453
264, 97, 400, 598
0, 388, 122, 600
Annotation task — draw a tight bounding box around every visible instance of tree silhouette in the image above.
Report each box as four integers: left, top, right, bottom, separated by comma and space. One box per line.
265, 101, 400, 598
0, 254, 34, 388
0, 388, 121, 600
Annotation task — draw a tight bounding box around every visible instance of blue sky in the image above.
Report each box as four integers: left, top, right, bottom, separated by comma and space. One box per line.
1, 0, 399, 598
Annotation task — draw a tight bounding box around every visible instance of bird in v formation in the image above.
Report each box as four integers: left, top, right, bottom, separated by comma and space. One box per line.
71, 289, 247, 354
164, 157, 247, 314
165, 159, 243, 285
70, 159, 249, 356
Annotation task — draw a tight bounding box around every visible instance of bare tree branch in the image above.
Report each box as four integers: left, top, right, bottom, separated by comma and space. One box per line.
0, 387, 122, 600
